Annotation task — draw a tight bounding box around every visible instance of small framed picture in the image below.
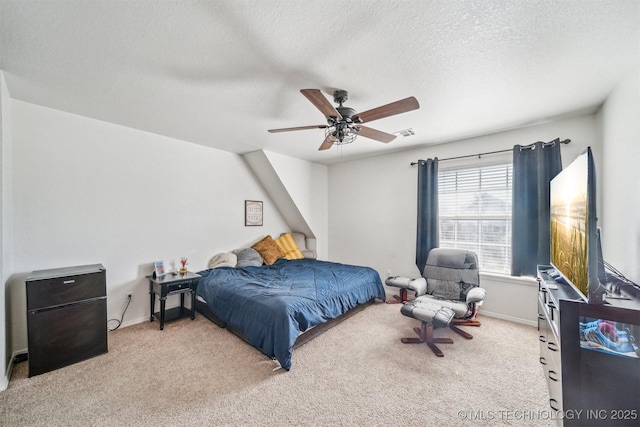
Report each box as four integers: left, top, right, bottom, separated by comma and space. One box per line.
245, 200, 263, 226
153, 261, 165, 278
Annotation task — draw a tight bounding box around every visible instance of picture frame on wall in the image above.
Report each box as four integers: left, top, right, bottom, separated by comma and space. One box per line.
245, 200, 263, 226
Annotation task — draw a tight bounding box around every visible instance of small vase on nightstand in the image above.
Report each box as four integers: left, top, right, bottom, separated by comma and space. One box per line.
179, 257, 188, 274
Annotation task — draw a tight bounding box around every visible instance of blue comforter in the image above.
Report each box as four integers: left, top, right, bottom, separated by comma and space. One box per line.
197, 258, 385, 370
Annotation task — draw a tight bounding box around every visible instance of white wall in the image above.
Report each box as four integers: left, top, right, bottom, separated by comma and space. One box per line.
7, 100, 292, 356
1, 71, 13, 390
328, 114, 598, 325
599, 64, 640, 285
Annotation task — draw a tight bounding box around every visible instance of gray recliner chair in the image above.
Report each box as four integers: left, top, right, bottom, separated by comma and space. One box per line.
397, 248, 486, 357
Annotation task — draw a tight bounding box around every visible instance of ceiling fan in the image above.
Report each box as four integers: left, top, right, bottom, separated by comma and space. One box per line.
268, 89, 420, 151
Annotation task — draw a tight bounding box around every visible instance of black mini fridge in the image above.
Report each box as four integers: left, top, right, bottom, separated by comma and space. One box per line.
26, 264, 108, 377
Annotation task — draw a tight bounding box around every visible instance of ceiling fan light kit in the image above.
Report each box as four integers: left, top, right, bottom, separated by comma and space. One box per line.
268, 89, 419, 151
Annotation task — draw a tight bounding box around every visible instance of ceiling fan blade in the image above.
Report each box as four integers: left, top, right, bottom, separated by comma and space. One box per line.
354, 96, 419, 123
318, 135, 335, 151
301, 89, 343, 119
268, 125, 328, 133
357, 125, 397, 143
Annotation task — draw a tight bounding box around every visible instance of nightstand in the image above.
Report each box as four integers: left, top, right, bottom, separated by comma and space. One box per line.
147, 271, 201, 330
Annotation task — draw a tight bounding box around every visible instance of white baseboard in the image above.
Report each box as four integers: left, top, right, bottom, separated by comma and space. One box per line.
115, 315, 148, 330
384, 290, 537, 328
2, 350, 28, 391
0, 373, 8, 391
480, 310, 537, 327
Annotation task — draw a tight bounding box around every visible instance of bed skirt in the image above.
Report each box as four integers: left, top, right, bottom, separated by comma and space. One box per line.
195, 298, 376, 355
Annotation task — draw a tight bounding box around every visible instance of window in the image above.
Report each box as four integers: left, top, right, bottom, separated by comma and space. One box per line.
439, 163, 513, 274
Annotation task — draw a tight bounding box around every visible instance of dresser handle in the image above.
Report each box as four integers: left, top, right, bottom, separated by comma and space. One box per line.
548, 370, 559, 382
539, 356, 547, 365
549, 398, 560, 411
548, 341, 558, 352
539, 335, 546, 343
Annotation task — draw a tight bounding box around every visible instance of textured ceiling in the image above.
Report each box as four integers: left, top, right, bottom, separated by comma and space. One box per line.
1, 0, 638, 165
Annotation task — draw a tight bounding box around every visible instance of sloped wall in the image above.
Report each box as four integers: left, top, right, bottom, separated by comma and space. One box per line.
243, 150, 328, 259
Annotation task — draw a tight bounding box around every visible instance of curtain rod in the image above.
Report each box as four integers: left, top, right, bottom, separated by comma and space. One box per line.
410, 138, 571, 166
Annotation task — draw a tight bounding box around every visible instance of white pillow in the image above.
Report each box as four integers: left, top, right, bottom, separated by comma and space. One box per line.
208, 252, 237, 269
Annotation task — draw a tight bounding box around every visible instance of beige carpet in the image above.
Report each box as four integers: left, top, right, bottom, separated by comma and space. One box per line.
1, 302, 554, 426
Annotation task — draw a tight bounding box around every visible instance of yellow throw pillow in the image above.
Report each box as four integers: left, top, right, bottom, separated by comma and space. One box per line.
275, 232, 305, 260
251, 235, 286, 265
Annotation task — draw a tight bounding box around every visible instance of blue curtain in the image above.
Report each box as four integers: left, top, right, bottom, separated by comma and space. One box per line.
511, 139, 563, 276
416, 158, 439, 276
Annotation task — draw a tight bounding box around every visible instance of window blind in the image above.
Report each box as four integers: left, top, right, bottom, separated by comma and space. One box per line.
439, 163, 513, 274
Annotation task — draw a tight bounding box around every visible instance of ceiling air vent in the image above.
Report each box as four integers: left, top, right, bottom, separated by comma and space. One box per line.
393, 128, 415, 138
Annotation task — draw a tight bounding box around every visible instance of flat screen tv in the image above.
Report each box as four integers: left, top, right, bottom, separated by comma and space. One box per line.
550, 147, 606, 304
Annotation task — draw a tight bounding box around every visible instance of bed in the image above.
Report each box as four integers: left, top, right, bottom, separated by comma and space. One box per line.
195, 258, 386, 370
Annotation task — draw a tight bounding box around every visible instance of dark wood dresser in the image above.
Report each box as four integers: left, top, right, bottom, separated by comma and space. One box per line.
26, 264, 108, 377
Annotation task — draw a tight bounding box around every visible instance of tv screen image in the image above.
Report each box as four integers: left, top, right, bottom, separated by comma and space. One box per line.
579, 316, 639, 358
550, 149, 590, 300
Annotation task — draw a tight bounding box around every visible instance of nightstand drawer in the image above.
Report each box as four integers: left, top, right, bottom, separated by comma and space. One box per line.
167, 280, 193, 293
